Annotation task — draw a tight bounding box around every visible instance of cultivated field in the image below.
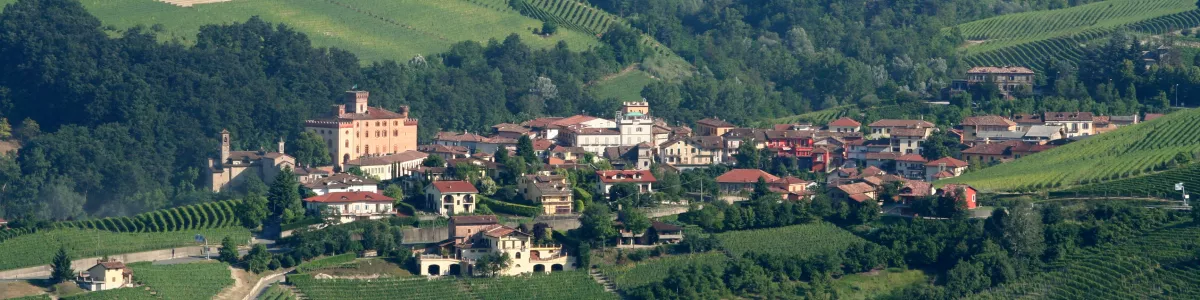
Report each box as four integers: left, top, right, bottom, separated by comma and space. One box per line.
952, 0, 1200, 72
61, 288, 157, 300
756, 106, 852, 128
598, 252, 729, 290
715, 223, 868, 258
968, 223, 1200, 299
941, 109, 1200, 191
13, 0, 603, 62
1057, 162, 1200, 199
130, 261, 233, 300
289, 271, 614, 300
592, 70, 656, 102
0, 227, 249, 270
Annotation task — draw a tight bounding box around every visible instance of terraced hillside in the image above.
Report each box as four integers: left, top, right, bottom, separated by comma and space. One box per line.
940, 110, 1200, 192
968, 223, 1200, 299
14, 0, 602, 62
598, 252, 730, 290
952, 0, 1200, 72
1056, 162, 1200, 199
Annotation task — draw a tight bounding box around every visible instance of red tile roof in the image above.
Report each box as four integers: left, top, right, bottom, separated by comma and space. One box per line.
696, 118, 736, 128
925, 157, 968, 168
484, 225, 529, 238
552, 115, 601, 127
967, 66, 1035, 74
97, 260, 127, 270
597, 170, 657, 183
522, 117, 565, 128
933, 170, 955, 179
828, 117, 862, 127
868, 119, 934, 128
891, 128, 930, 137
451, 215, 498, 226
897, 153, 928, 162
1044, 112, 1094, 122
961, 115, 1017, 127
862, 166, 885, 176
777, 176, 809, 185
304, 191, 394, 203
715, 169, 781, 184
865, 152, 903, 160
838, 182, 876, 195
1010, 114, 1044, 125
531, 139, 554, 151
848, 193, 872, 202
430, 181, 479, 194
962, 143, 1010, 156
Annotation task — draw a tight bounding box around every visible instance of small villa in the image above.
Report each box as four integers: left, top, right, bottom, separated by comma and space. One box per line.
76, 259, 133, 291
418, 215, 574, 277
425, 181, 479, 216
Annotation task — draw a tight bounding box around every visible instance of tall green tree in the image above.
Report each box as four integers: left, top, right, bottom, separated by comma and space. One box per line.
288, 131, 331, 166
218, 236, 239, 263
50, 246, 72, 284
517, 135, 537, 163
243, 243, 272, 273
268, 167, 302, 222
580, 204, 617, 245
735, 141, 760, 169
236, 193, 269, 229
619, 208, 651, 235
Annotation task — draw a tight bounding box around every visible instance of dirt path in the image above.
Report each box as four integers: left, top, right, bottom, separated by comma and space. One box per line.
214, 266, 256, 300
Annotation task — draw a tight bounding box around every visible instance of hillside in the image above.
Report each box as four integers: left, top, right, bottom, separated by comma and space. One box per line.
33, 0, 603, 62
939, 109, 1200, 192
952, 0, 1200, 72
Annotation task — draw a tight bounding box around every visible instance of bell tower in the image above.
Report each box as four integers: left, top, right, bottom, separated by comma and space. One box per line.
220, 129, 231, 163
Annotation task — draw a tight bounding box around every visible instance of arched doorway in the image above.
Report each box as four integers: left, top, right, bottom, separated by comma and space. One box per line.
551, 264, 564, 271
427, 264, 441, 276
533, 264, 546, 273
448, 264, 461, 276
342, 154, 350, 165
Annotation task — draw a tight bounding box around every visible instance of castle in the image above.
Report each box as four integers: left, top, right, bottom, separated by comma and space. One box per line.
305, 91, 419, 170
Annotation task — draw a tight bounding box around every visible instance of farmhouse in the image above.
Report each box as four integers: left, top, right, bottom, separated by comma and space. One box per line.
419, 215, 573, 276
895, 153, 928, 180
658, 135, 725, 168
1044, 112, 1095, 138
303, 191, 395, 224
596, 170, 656, 196
835, 182, 878, 203
696, 117, 736, 136
425, 181, 479, 216
207, 129, 296, 193
616, 220, 684, 248
517, 174, 575, 215
76, 259, 133, 291
304, 90, 419, 169
302, 173, 378, 196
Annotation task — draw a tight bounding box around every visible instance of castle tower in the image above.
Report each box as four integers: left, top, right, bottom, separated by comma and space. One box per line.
220, 129, 231, 163
345, 91, 369, 114
277, 137, 286, 154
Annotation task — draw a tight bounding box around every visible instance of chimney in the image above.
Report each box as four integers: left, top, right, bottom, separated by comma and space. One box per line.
345, 91, 369, 114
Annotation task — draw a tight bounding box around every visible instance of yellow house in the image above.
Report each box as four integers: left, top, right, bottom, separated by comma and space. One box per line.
517, 175, 574, 215
419, 221, 573, 276
657, 136, 724, 167
425, 181, 479, 216
77, 260, 132, 291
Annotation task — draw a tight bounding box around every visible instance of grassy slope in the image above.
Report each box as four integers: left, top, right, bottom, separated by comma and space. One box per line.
21, 0, 602, 62
940, 109, 1200, 192
599, 252, 729, 290
833, 269, 930, 300
0, 227, 249, 270
955, 0, 1195, 53
591, 70, 655, 102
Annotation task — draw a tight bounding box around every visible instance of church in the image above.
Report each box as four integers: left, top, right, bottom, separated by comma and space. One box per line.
207, 129, 296, 193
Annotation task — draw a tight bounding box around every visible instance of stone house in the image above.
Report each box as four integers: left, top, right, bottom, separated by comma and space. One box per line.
207, 129, 296, 193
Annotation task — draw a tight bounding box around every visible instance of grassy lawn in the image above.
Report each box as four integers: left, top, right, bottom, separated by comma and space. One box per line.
833, 268, 930, 300
0, 0, 602, 63
592, 70, 656, 102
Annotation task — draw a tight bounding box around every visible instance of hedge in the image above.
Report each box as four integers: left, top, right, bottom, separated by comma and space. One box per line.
479, 197, 541, 217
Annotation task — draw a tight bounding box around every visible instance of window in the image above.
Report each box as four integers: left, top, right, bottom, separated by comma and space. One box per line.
345, 140, 349, 148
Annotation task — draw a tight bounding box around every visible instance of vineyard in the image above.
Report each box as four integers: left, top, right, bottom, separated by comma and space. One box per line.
756, 106, 851, 128
968, 223, 1200, 299
598, 252, 729, 290
296, 253, 358, 273
58, 199, 242, 233
130, 261, 233, 300
0, 227, 249, 270
1057, 162, 1200, 199
510, 0, 617, 36
289, 271, 613, 299
61, 288, 156, 300
715, 223, 868, 258
941, 109, 1200, 192
953, 0, 1200, 72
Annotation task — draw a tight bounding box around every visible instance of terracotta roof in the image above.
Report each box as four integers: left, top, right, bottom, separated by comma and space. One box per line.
419, 144, 469, 154
316, 106, 411, 121
925, 157, 968, 168
838, 182, 876, 195
939, 184, 976, 197
716, 169, 781, 184
722, 128, 767, 140
552, 115, 601, 127
777, 176, 809, 185
532, 139, 554, 151
961, 115, 1017, 127
1144, 113, 1165, 121
304, 191, 394, 203
1092, 116, 1111, 125
493, 123, 531, 133
1044, 112, 1094, 122
484, 225, 530, 238
828, 117, 862, 127
933, 170, 955, 179
690, 136, 725, 150
865, 152, 902, 160
451, 215, 498, 226
430, 181, 479, 193
597, 170, 657, 183
868, 119, 934, 128
962, 143, 1011, 156
897, 153, 927, 162
848, 193, 872, 202
900, 181, 934, 197
862, 166, 885, 176
97, 260, 126, 270
345, 150, 428, 166
302, 173, 379, 190
837, 168, 860, 178
1010, 114, 1044, 124
967, 66, 1035, 74
522, 117, 564, 128
696, 118, 736, 128
549, 145, 588, 154
891, 128, 930, 137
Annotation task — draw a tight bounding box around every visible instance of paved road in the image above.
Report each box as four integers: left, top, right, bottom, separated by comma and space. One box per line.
244, 268, 294, 300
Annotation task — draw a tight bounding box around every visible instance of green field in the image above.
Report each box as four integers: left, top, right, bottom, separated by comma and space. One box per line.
598, 252, 729, 290
130, 261, 233, 300
289, 271, 614, 300
953, 0, 1200, 72
261, 284, 298, 300
61, 288, 157, 300
295, 253, 357, 273
7, 0, 603, 63
968, 223, 1200, 299
941, 109, 1200, 192
0, 227, 249, 270
715, 223, 868, 258
591, 70, 656, 102
833, 269, 930, 300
